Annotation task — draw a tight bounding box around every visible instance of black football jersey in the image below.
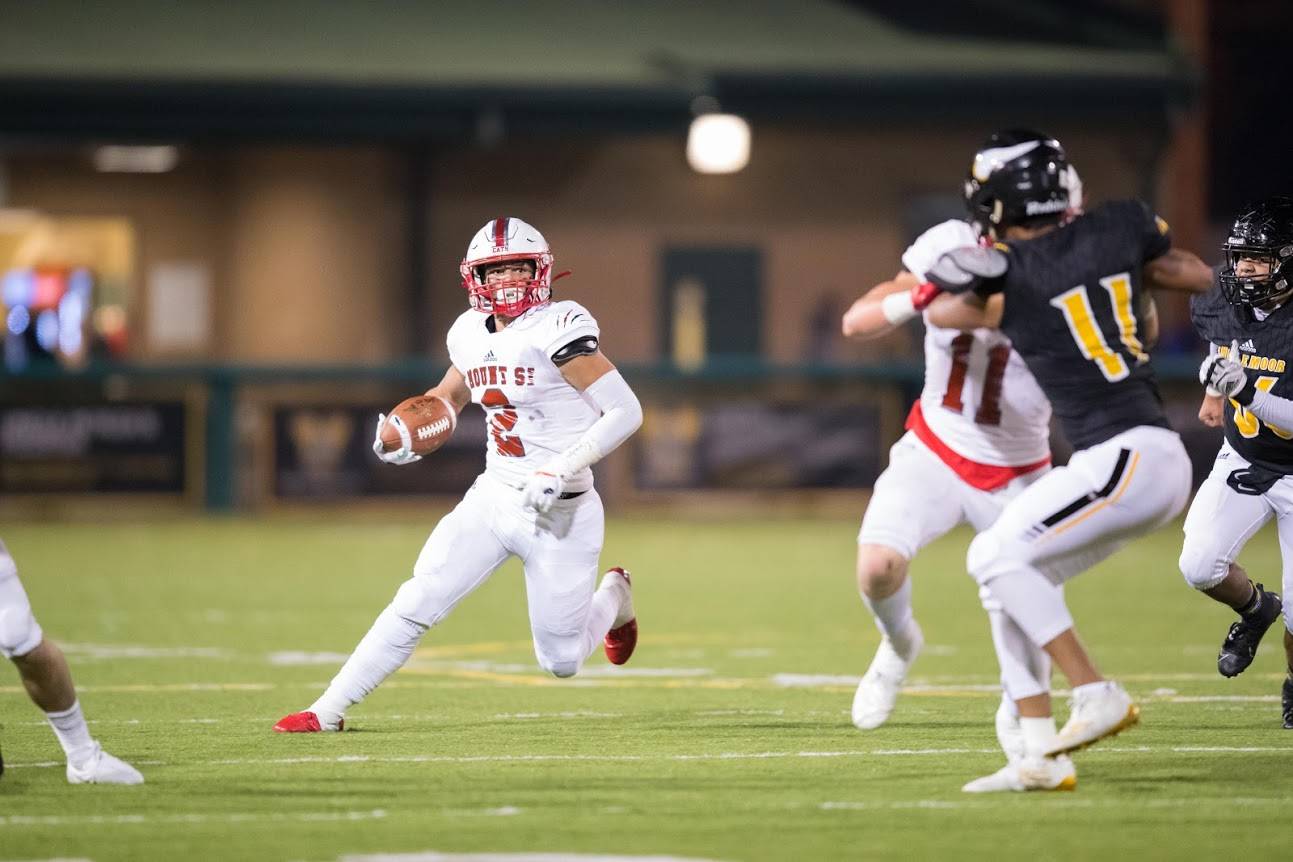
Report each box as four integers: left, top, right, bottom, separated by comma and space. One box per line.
1191, 283, 1293, 472
981, 199, 1172, 450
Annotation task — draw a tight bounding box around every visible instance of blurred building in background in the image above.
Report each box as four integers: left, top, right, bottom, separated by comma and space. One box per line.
0, 0, 1280, 514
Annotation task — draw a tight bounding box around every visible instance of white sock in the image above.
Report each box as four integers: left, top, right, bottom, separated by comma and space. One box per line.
606, 571, 633, 629
309, 606, 427, 727
580, 580, 621, 658
861, 577, 918, 658
1020, 715, 1058, 760
46, 700, 97, 766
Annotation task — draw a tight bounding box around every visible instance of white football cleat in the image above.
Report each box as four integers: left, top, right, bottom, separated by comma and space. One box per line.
994, 695, 1025, 763
67, 742, 144, 785
962, 755, 1076, 793
851, 623, 923, 730
1045, 680, 1139, 757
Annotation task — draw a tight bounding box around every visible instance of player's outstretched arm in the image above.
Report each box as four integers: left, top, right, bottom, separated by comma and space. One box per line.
841, 271, 922, 339
424, 366, 471, 414
1144, 249, 1213, 294
925, 291, 1003, 332
521, 352, 643, 512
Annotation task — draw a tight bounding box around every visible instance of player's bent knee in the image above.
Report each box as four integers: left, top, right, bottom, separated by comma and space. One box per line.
537, 651, 582, 678
390, 576, 456, 628
1177, 544, 1229, 591
0, 605, 42, 660
966, 532, 1006, 585
855, 544, 909, 597
978, 584, 1003, 613
534, 633, 584, 678
544, 659, 581, 679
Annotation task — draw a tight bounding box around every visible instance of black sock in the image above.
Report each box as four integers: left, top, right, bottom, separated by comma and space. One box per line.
1238, 582, 1261, 616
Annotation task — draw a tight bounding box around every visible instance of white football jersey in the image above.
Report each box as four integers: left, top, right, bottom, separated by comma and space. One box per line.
902, 219, 1052, 467
447, 300, 602, 492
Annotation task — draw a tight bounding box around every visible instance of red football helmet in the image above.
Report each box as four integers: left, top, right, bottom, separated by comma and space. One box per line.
460, 217, 555, 317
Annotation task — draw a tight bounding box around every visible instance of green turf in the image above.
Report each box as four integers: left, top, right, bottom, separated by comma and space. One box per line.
1, 515, 1291, 861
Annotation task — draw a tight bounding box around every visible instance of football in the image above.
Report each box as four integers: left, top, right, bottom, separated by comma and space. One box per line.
379, 394, 457, 456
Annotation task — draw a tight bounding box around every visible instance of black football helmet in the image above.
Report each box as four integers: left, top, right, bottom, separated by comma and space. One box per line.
964, 129, 1077, 238
1219, 196, 1293, 309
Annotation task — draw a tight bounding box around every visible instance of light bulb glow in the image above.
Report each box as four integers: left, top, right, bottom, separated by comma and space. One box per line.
686, 114, 750, 174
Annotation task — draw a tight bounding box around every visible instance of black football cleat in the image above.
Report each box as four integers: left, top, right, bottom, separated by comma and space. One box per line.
1218, 585, 1282, 678
1282, 677, 1293, 730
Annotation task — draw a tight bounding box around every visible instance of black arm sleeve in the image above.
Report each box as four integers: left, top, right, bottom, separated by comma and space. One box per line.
551, 335, 600, 366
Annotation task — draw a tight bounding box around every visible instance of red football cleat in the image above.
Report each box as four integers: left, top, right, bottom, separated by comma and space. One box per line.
273, 711, 342, 733
605, 619, 638, 665
603, 567, 637, 666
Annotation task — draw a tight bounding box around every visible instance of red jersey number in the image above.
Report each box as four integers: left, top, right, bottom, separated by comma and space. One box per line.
941, 333, 1009, 427
481, 388, 526, 457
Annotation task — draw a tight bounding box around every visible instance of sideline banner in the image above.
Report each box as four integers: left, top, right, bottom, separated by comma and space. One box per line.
0, 402, 187, 493
634, 400, 884, 490
272, 405, 486, 498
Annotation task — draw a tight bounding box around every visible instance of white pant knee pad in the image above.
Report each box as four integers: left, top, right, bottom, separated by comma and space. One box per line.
967, 532, 1008, 586
0, 560, 42, 659
978, 585, 1003, 613
534, 631, 584, 679
390, 575, 459, 629
1177, 544, 1230, 591
0, 604, 42, 659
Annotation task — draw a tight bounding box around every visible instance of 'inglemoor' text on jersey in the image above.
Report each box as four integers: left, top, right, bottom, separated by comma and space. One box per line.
1192, 283, 1293, 473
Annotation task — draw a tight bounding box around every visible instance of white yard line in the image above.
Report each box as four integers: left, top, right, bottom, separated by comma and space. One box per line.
12, 744, 1290, 773
0, 810, 387, 827
818, 795, 1293, 812
59, 643, 232, 661
340, 854, 727, 862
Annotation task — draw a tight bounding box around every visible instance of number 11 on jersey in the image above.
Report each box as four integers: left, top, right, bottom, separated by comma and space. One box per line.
1049, 271, 1147, 383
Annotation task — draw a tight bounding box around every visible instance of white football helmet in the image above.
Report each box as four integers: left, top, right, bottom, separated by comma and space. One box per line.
460, 217, 555, 316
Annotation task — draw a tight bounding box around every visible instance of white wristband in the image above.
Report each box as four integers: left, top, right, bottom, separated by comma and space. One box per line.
881, 291, 918, 325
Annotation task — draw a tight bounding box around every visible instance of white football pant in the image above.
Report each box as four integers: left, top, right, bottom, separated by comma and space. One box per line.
859, 431, 1053, 704
393, 472, 608, 676
859, 431, 1045, 555
1180, 441, 1293, 634
0, 540, 44, 659
969, 426, 1191, 699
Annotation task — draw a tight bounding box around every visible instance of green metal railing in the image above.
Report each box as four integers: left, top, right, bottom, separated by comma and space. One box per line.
1, 356, 1205, 510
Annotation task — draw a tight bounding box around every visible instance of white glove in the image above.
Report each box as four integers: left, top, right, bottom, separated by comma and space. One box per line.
372, 413, 422, 465
521, 469, 563, 513
1199, 341, 1255, 405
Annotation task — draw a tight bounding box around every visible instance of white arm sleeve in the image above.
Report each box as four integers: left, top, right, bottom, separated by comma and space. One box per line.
545, 370, 643, 478
1245, 388, 1293, 430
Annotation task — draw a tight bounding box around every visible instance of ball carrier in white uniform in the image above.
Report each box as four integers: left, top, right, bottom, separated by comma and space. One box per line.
276, 218, 643, 733
841, 131, 1069, 753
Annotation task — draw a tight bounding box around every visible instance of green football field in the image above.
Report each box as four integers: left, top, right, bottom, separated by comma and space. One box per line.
1, 515, 1291, 861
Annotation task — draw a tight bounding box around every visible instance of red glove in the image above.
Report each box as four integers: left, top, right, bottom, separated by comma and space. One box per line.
911, 281, 942, 311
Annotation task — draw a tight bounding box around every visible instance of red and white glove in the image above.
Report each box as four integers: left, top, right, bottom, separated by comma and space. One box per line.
372, 413, 422, 466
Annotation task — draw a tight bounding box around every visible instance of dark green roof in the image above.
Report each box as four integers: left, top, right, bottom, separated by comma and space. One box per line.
0, 1, 1196, 139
